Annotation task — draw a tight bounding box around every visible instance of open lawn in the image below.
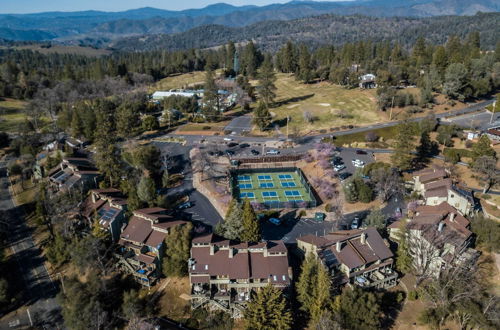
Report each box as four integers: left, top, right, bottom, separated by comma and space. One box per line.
151, 71, 214, 93
177, 121, 229, 133
158, 277, 191, 322
260, 73, 384, 134
0, 98, 28, 132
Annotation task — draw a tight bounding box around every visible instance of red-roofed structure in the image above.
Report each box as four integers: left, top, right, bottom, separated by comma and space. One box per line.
189, 234, 291, 318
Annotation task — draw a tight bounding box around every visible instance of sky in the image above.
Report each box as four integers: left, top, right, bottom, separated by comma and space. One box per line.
0, 0, 347, 14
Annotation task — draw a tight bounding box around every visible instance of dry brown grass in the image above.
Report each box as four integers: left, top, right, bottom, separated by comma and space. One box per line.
158, 276, 191, 321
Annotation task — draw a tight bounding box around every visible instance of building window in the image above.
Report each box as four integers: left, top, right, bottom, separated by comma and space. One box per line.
282, 275, 286, 281
273, 275, 277, 281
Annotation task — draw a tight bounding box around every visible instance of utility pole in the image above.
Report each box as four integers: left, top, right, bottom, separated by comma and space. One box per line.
389, 96, 395, 121
490, 101, 496, 124
286, 116, 290, 141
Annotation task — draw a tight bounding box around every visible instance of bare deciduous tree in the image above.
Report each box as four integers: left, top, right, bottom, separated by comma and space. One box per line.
371, 167, 403, 202
473, 156, 500, 193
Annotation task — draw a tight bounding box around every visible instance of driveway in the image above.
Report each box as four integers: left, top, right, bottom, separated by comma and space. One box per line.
0, 161, 62, 329
224, 115, 253, 135
443, 110, 500, 130
153, 141, 223, 229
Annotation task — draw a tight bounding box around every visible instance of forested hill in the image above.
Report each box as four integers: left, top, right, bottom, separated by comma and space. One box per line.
111, 12, 500, 52
0, 0, 499, 41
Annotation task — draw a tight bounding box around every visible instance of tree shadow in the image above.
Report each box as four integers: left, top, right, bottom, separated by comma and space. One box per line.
272, 94, 315, 108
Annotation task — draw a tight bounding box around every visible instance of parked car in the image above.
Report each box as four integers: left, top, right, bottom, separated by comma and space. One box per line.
268, 217, 282, 226
215, 151, 224, 157
266, 149, 280, 155
177, 201, 193, 210
331, 156, 343, 165
356, 149, 367, 155
351, 217, 360, 229
250, 149, 260, 155
223, 137, 233, 141
333, 164, 346, 172
227, 142, 239, 147
239, 143, 250, 148
339, 172, 352, 181
226, 150, 235, 156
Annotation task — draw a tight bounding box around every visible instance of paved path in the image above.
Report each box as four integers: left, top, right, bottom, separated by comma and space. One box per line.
224, 115, 252, 135
0, 160, 62, 329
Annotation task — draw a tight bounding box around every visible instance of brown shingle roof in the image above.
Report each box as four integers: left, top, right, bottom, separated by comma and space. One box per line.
121, 217, 152, 245
145, 230, 167, 249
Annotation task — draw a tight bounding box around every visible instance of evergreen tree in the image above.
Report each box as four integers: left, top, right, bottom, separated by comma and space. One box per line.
240, 198, 261, 242
162, 223, 193, 277
137, 176, 156, 206
391, 122, 416, 171
122, 289, 146, 320
343, 178, 359, 203
472, 135, 496, 161
257, 55, 277, 107
217, 199, 243, 240
443, 63, 470, 101
364, 208, 385, 230
244, 285, 292, 330
202, 69, 220, 121
241, 41, 259, 78
226, 41, 236, 72
416, 130, 433, 163
253, 101, 272, 131
296, 256, 331, 322
297, 45, 313, 83
70, 111, 84, 138
337, 287, 381, 330
395, 220, 412, 273
116, 103, 140, 138
94, 109, 121, 187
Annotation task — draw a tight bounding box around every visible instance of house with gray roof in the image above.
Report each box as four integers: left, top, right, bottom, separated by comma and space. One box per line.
116, 208, 188, 287
297, 228, 397, 289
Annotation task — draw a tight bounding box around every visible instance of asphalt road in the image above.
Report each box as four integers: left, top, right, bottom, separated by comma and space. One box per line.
224, 115, 253, 135
153, 141, 223, 228
0, 160, 62, 329
443, 110, 500, 130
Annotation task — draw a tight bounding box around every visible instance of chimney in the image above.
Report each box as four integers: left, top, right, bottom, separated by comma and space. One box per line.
438, 222, 444, 232
361, 232, 366, 245
210, 244, 215, 256
449, 213, 455, 222
228, 248, 234, 258
336, 241, 341, 252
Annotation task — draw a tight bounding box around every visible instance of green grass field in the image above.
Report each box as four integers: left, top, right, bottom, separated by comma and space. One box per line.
263, 73, 383, 134
151, 71, 218, 93
234, 170, 315, 207
0, 98, 28, 132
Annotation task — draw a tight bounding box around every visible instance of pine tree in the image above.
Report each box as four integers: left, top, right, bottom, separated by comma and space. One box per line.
296, 256, 331, 322
94, 109, 121, 187
242, 41, 259, 77
217, 199, 243, 240
338, 287, 381, 330
137, 176, 156, 206
202, 69, 220, 121
391, 122, 416, 171
297, 45, 313, 83
70, 111, 84, 138
365, 208, 385, 230
240, 199, 261, 242
162, 223, 193, 277
253, 101, 272, 131
116, 103, 140, 138
257, 55, 277, 107
416, 130, 432, 163
472, 135, 496, 161
395, 220, 412, 273
244, 285, 292, 330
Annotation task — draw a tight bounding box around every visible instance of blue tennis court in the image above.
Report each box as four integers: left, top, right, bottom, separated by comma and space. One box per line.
257, 175, 272, 180
262, 191, 278, 198
284, 190, 302, 197
278, 174, 293, 180
259, 182, 274, 188
238, 175, 251, 181
240, 192, 255, 198
281, 182, 296, 188
239, 183, 253, 189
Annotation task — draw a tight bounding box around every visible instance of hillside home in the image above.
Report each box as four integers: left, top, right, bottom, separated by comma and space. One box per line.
81, 188, 128, 241
117, 208, 188, 286
359, 73, 377, 89
297, 228, 397, 289
485, 127, 500, 141
412, 166, 475, 215
48, 157, 100, 193
388, 202, 478, 277
189, 234, 291, 318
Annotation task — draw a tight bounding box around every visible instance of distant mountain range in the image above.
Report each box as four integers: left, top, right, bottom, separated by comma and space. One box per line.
110, 12, 500, 52
0, 0, 499, 42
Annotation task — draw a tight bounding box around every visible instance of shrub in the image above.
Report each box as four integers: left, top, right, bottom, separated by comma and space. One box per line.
9, 163, 22, 175
465, 140, 474, 148
408, 290, 418, 301
202, 126, 212, 130
324, 203, 332, 212
319, 129, 327, 134
299, 210, 306, 217
365, 131, 378, 142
